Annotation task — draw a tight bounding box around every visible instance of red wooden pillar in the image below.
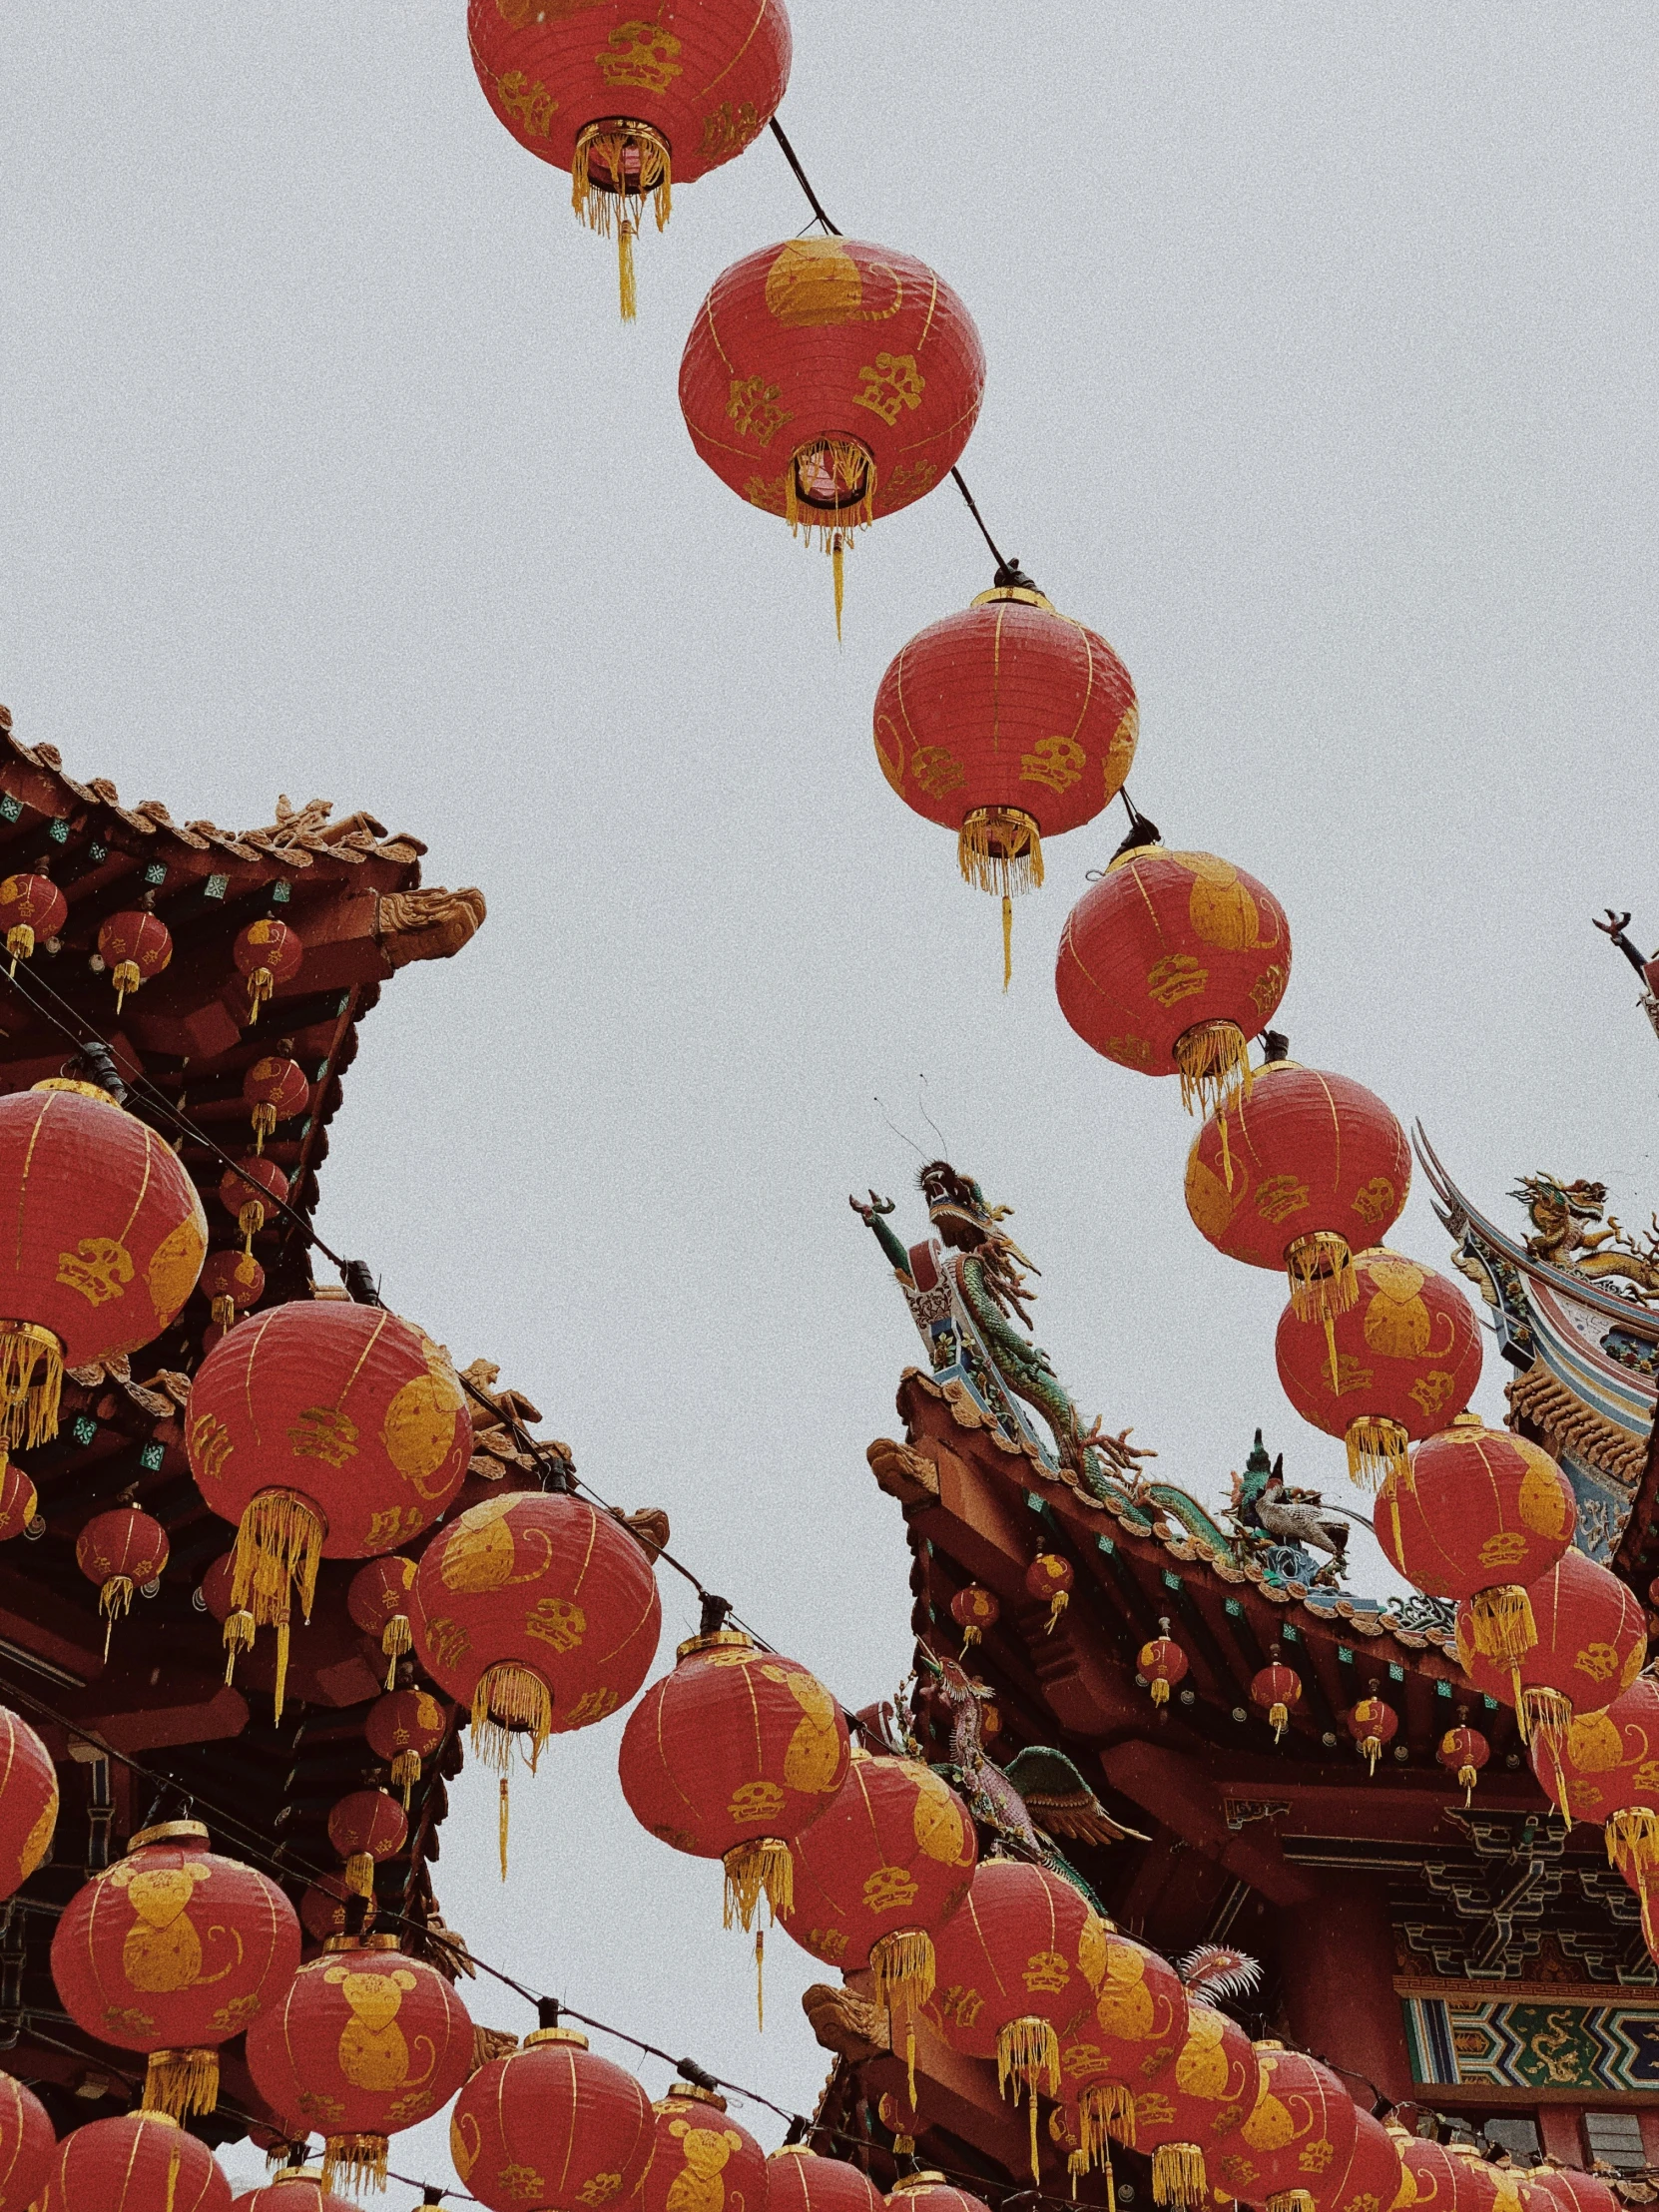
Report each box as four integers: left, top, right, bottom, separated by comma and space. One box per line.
1277, 1874, 1414, 2106
1538, 2109, 1583, 2165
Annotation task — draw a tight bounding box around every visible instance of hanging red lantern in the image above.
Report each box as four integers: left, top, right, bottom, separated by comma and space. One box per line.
231, 2166, 356, 2212
97, 910, 173, 1011
200, 1249, 264, 1334
200, 1551, 261, 1689
781, 1749, 976, 2099
887, 2181, 992, 2212
218, 1156, 288, 1257
0, 2067, 54, 2211
75, 1505, 169, 1658
1347, 1684, 1398, 1776
1316, 2111, 1405, 2212
347, 1555, 420, 1692
467, 0, 792, 321
680, 238, 985, 634
1057, 843, 1291, 1133
1529, 1677, 1659, 1955
449, 2019, 656, 2212
246, 1932, 472, 2195
949, 1584, 999, 1650
1378, 1415, 1575, 1663
365, 1688, 447, 1809
1024, 1552, 1074, 1633
0, 874, 65, 969
643, 2083, 766, 2212
929, 1860, 1109, 2182
1139, 1619, 1189, 1708
243, 1057, 310, 1153
619, 1624, 848, 1960
768, 2145, 885, 2212
298, 1877, 351, 1947
1536, 2175, 1620, 2212
1211, 2043, 1360, 2212
326, 1788, 407, 1900
234, 919, 304, 1026
0, 1081, 207, 1445
1437, 1713, 1490, 1806
50, 1815, 300, 2119
1131, 1998, 1262, 2211
1251, 1653, 1303, 1742
1393, 2137, 1473, 2212
872, 584, 1138, 986
0, 1707, 58, 1899
0, 1464, 35, 1542
188, 1301, 471, 1717
39, 2110, 231, 2212
1276, 1249, 1482, 1488
1055, 1926, 1187, 2181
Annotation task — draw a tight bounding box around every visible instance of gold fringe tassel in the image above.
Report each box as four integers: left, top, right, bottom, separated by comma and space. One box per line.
0, 1324, 63, 1449
961, 1623, 981, 1651
470, 1661, 553, 1774
500, 1776, 510, 1883
723, 1836, 794, 1933
143, 2047, 220, 2121
167, 2144, 181, 2212
211, 1294, 236, 1331
1346, 1415, 1410, 1490
996, 2014, 1061, 2182
1471, 1583, 1538, 1665
232, 1488, 324, 1626
274, 1612, 290, 1727
870, 1927, 935, 2108
5, 925, 34, 965
114, 960, 139, 1010
1360, 1735, 1382, 1776
1606, 1807, 1659, 1880
392, 1750, 421, 1809
1002, 894, 1012, 991
1268, 2194, 1317, 2212
323, 2134, 389, 2198
223, 1609, 255, 1687
1080, 2079, 1135, 2159
1152, 2142, 1209, 2211
252, 1100, 277, 1151
957, 809, 1043, 992
1458, 1761, 1478, 1806
756, 1925, 766, 2033
832, 533, 845, 642
571, 122, 672, 233
381, 1612, 412, 1692
618, 221, 637, 320
1150, 1677, 1170, 1708
343, 1851, 375, 1900
786, 441, 875, 546
1270, 1701, 1289, 1741
246, 967, 274, 1024
1173, 1019, 1252, 1121
1287, 1232, 1359, 1327
100, 1575, 135, 1660
1046, 1590, 1069, 1636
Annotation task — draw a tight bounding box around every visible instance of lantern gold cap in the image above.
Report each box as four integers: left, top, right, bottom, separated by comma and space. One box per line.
31, 1077, 121, 1107
525, 2025, 590, 2050
891, 2175, 948, 2193
772, 2148, 816, 2161
1106, 839, 1164, 871
663, 2082, 728, 2110
677, 1627, 754, 1660
130, 1821, 210, 1851
136, 2110, 181, 2131
271, 2176, 326, 2189
323, 1932, 400, 1953
969, 585, 1055, 614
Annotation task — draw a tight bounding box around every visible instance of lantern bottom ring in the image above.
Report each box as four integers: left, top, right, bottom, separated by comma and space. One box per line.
0, 1319, 63, 1449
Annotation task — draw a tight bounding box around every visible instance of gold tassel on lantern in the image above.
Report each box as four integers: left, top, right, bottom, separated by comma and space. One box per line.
469, 1662, 553, 1775
380, 1611, 412, 1692
786, 440, 875, 636
722, 1836, 794, 1933
1267, 2194, 1317, 2212
996, 2014, 1061, 2185
232, 1488, 322, 1628
1287, 1231, 1359, 1326
99, 1574, 135, 1660
870, 1926, 935, 2107
1150, 1676, 1170, 1708
274, 1610, 291, 1726
112, 960, 141, 1011
958, 808, 1043, 991
1360, 1733, 1382, 1777
1606, 1807, 1659, 1883
1270, 1701, 1289, 1741
5, 923, 35, 970
1346, 1414, 1410, 1490
238, 1199, 267, 1257
618, 219, 638, 319
323, 2134, 390, 2198
343, 1852, 375, 1900
1471, 1583, 1538, 1665
500, 1776, 510, 1883
0, 1322, 64, 1449
143, 2046, 220, 2122
571, 120, 671, 324
211, 1294, 236, 1331
245, 967, 275, 1024
251, 1100, 278, 1152
1152, 2143, 1209, 2211
1173, 1018, 1253, 1121
222, 1609, 255, 1687
1046, 1588, 1069, 1635
391, 1751, 421, 1809
1458, 1761, 1478, 1806
1080, 2079, 1135, 2158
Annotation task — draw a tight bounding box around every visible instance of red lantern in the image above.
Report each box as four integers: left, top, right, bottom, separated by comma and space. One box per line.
619, 1625, 848, 1945
347, 1555, 420, 1692
1131, 1998, 1262, 2210
232, 2166, 356, 2212
234, 918, 303, 1025
200, 1551, 260, 1689
949, 1585, 999, 1650
218, 1156, 288, 1256
449, 2021, 656, 2212
97, 910, 173, 1010
781, 1749, 976, 2097
0, 873, 65, 967
326, 1788, 407, 1899
1347, 1685, 1398, 1776
680, 238, 985, 632
1437, 1715, 1490, 1806
0, 1082, 207, 1444
468, 0, 791, 320
0, 1707, 58, 1899
246, 1932, 472, 2195
0, 2067, 54, 2211
1252, 1654, 1303, 1742
1276, 1249, 1482, 1487
188, 1301, 471, 1716
299, 1877, 350, 1946
930, 1860, 1109, 2181
51, 1818, 299, 2118
1211, 2044, 1359, 2212
0, 1464, 37, 1543
872, 586, 1138, 985
76, 1505, 169, 1657
1530, 1678, 1659, 1954
200, 1249, 264, 1333
769, 2146, 884, 2212
1317, 2112, 1404, 2212
1537, 2176, 1620, 2212
1393, 2138, 1472, 2212
39, 2110, 231, 2212
243, 1056, 310, 1153
643, 2084, 766, 2212
887, 2181, 992, 2212
1138, 1619, 1189, 1708
364, 1687, 447, 1808
1055, 1928, 1187, 2178
1024, 1552, 1073, 1633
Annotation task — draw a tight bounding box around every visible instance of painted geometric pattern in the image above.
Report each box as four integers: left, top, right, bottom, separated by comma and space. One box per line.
1403, 1996, 1659, 2091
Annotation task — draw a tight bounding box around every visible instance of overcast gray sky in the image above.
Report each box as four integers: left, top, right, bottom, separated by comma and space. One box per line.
3, 4, 1656, 2194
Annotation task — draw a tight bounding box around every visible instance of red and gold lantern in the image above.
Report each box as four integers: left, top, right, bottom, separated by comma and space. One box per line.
364, 1688, 447, 1808
644, 2084, 766, 2212
1276, 1250, 1482, 1488
298, 1877, 351, 1947
1139, 1620, 1189, 1709
769, 2146, 884, 2212
218, 1156, 288, 1256
39, 2110, 231, 2212
1055, 1927, 1187, 2180
1530, 1677, 1659, 1955
231, 2166, 356, 2212
234, 918, 303, 1025
1251, 1655, 1302, 1743
887, 2180, 992, 2212
347, 1555, 419, 1692
872, 586, 1138, 985
0, 874, 64, 968
1317, 2112, 1404, 2212
449, 2020, 655, 2212
50, 1817, 300, 2118
326, 1787, 407, 1900
0, 1707, 57, 1898
200, 1551, 260, 1688
97, 910, 173, 1010
0, 1082, 207, 1445
949, 1584, 998, 1650
1025, 1552, 1073, 1632
1211, 2043, 1359, 2212
0, 2067, 54, 2211
0, 1465, 33, 1544
200, 1249, 264, 1334
1392, 2137, 1471, 2212
246, 1932, 472, 2195
243, 1057, 309, 1153
468, 0, 792, 320
1437, 1715, 1489, 1806
1536, 2175, 1620, 2212
1131, 1998, 1262, 2210
680, 238, 984, 632
76, 1505, 168, 1657
1347, 1685, 1398, 1776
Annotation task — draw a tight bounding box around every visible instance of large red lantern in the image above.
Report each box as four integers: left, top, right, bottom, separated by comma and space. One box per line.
1392, 2138, 1471, 2212
0, 2068, 54, 2211
1251, 1654, 1303, 1743
39, 2111, 231, 2212
1055, 1928, 1187, 2177
1454, 1548, 1646, 1782
468, 0, 792, 320
0, 873, 65, 967
769, 2147, 884, 2212
188, 1301, 471, 1714
347, 1555, 420, 1692
232, 2166, 356, 2212
680, 238, 985, 631
781, 1749, 976, 2095
619, 1625, 848, 1948
1536, 2176, 1620, 2212
872, 585, 1138, 985
1276, 1250, 1482, 1487
326, 1788, 407, 1900
1210, 2043, 1359, 2212
1138, 1621, 1189, 1709
246, 1933, 472, 2195
1056, 844, 1291, 1125
234, 918, 304, 1025
644, 2084, 766, 2212
76, 1506, 168, 1657
0, 1082, 207, 1445
98, 909, 173, 1011
244, 1057, 310, 1153
888, 2178, 992, 2212
1131, 1998, 1262, 2210
1530, 1677, 1659, 1954
1317, 2112, 1404, 2212
50, 1816, 300, 2118
449, 2020, 656, 2212
0, 1707, 58, 1898
365, 1688, 447, 1808
0, 1464, 35, 1542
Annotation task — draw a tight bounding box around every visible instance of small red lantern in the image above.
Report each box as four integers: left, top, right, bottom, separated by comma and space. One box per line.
949, 1584, 999, 1650
0, 1707, 58, 1899
1211, 2044, 1359, 2212
1132, 1998, 1262, 2210
1055, 1927, 1187, 2178
75, 1505, 169, 1657
873, 585, 1138, 986
298, 1877, 350, 1946
233, 918, 303, 1026
0, 1464, 37, 1542
1347, 1684, 1398, 1776
1317, 2112, 1404, 2212
1057, 843, 1291, 1127
0, 873, 65, 968
0, 1083, 207, 1445
619, 1625, 848, 1947
218, 1156, 288, 1255
51, 1816, 300, 2119
231, 2165, 356, 2212
364, 1687, 447, 1808
680, 238, 985, 633
1530, 1677, 1659, 1952
200, 1249, 264, 1333
1139, 1619, 1189, 1708
1437, 1713, 1490, 1806
1251, 1653, 1302, 1742
39, 2110, 231, 2212
468, 0, 792, 321
200, 1551, 260, 1688
449, 2020, 656, 2212
0, 2067, 54, 2211
644, 2084, 766, 2212
1025, 1552, 1074, 1633
97, 910, 173, 1010
347, 1555, 419, 1692
246, 1932, 472, 2195
326, 1787, 407, 1899
768, 2146, 884, 2212
1276, 1249, 1482, 1487
243, 1057, 309, 1153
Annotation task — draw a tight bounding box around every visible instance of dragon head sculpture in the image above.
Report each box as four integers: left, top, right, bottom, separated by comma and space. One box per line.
918, 1160, 1039, 1326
